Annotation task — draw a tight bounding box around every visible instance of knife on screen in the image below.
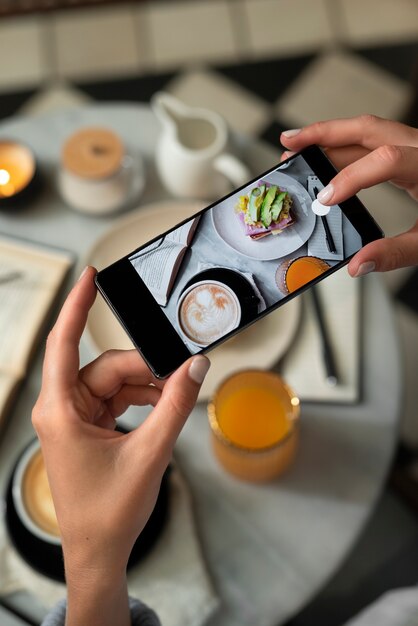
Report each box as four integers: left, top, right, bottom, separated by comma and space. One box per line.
313, 186, 337, 254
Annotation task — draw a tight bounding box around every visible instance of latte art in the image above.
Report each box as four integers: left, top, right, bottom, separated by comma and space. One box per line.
179, 282, 240, 346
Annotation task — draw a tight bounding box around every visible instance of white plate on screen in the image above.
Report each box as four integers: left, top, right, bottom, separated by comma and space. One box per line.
84, 200, 301, 402
212, 171, 315, 260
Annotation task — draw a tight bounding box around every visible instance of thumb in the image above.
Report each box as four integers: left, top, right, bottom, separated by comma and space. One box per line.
348, 220, 418, 275
130, 355, 210, 462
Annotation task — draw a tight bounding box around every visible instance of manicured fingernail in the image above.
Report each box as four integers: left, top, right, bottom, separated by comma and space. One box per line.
355, 261, 376, 277
189, 356, 211, 384
282, 129, 301, 138
317, 184, 334, 204
78, 266, 89, 281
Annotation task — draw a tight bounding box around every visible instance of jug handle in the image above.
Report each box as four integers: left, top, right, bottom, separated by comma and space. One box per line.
213, 153, 251, 189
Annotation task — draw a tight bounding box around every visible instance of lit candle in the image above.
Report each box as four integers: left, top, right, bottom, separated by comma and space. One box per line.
0, 141, 36, 203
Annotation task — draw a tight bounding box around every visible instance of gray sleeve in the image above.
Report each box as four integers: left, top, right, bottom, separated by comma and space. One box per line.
41, 597, 161, 626
343, 587, 418, 626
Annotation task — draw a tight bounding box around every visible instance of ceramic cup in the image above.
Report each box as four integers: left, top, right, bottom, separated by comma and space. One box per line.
176, 280, 241, 348
152, 92, 251, 199
58, 127, 140, 215
12, 439, 61, 546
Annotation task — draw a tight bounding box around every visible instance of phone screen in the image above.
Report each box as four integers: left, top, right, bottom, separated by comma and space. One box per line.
96, 147, 383, 376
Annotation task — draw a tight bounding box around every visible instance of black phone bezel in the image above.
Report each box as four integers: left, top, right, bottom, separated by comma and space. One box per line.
95, 145, 384, 379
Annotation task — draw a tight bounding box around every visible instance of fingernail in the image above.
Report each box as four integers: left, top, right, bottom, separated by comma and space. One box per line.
189, 356, 211, 384
77, 266, 89, 281
354, 261, 376, 277
282, 129, 301, 138
317, 184, 334, 204
282, 151, 295, 160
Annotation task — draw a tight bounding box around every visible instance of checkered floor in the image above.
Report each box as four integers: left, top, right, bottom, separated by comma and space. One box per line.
0, 2, 418, 624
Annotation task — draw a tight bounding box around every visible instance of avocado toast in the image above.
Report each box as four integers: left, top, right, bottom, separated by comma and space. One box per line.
236, 181, 294, 240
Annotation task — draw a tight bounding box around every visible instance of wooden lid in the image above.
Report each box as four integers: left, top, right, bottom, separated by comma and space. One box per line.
62, 127, 124, 180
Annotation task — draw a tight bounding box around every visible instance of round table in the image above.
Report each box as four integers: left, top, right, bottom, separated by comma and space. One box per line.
0, 104, 402, 626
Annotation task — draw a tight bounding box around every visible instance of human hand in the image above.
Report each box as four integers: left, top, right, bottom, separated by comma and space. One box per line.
32, 266, 210, 626
280, 115, 418, 275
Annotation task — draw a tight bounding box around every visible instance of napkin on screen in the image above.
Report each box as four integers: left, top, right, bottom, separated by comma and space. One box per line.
306, 175, 344, 262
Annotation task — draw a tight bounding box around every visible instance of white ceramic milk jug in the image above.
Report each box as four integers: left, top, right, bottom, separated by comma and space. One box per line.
152, 92, 251, 199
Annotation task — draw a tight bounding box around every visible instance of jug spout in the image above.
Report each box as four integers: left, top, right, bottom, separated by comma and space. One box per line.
151, 92, 189, 131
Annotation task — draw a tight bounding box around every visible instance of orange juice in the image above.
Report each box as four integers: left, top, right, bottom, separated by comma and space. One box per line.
276, 256, 330, 294
217, 386, 291, 449
208, 371, 300, 482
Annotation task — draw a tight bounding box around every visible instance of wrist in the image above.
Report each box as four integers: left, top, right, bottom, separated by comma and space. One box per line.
65, 560, 127, 592
62, 533, 130, 579
65, 565, 129, 626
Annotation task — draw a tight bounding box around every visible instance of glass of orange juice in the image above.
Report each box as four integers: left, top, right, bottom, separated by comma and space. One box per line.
276, 256, 330, 295
208, 370, 300, 482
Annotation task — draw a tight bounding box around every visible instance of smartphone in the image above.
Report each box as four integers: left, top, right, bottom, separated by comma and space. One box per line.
95, 146, 383, 378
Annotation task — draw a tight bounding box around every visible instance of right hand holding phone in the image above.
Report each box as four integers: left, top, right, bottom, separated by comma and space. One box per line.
280, 115, 418, 275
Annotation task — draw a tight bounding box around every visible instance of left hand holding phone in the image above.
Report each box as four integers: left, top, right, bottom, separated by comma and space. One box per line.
280, 115, 418, 276
32, 266, 210, 626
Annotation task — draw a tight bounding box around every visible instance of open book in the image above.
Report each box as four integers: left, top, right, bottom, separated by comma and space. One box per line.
0, 237, 73, 426
129, 216, 200, 306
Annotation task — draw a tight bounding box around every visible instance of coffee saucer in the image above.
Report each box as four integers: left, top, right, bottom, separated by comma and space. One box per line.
182, 268, 260, 326
5, 432, 170, 583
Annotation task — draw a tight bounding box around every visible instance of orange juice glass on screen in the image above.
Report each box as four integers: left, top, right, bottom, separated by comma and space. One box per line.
276, 256, 330, 295
208, 370, 300, 482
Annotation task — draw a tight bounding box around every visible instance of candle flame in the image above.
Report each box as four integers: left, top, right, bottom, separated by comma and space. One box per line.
0, 169, 11, 185
0, 168, 16, 197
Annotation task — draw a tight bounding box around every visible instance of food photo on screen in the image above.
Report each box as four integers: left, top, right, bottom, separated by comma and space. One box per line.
129, 154, 362, 354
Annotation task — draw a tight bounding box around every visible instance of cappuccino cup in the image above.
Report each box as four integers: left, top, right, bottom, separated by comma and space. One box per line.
12, 439, 60, 545
177, 280, 241, 348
